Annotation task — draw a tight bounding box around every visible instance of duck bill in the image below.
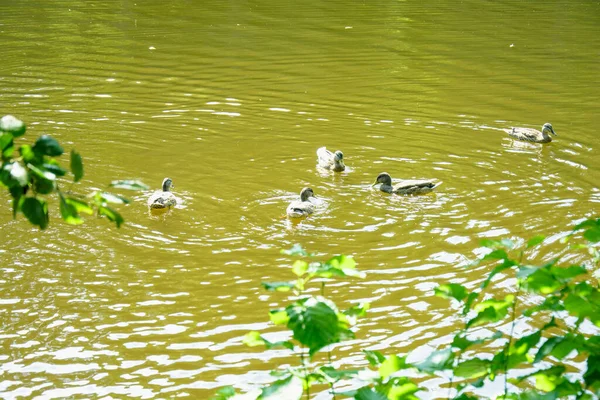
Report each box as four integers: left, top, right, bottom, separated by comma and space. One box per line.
551, 128, 557, 136
371, 181, 377, 187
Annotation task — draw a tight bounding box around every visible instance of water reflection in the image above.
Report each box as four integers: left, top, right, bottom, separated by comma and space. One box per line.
1, 0, 599, 398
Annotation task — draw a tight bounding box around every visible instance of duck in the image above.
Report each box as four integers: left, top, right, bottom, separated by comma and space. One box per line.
507, 123, 557, 143
147, 178, 177, 209
372, 172, 440, 195
286, 187, 316, 218
316, 147, 345, 172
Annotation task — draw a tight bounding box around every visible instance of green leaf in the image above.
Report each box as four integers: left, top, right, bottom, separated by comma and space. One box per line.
354, 387, 389, 400
269, 309, 290, 325
527, 235, 546, 248
434, 283, 468, 302
467, 296, 514, 328
2, 162, 29, 187
210, 386, 237, 400
261, 281, 297, 292
32, 135, 64, 157
19, 144, 40, 164
454, 358, 490, 378
99, 192, 130, 204
0, 115, 26, 137
523, 268, 562, 294
317, 366, 360, 381
59, 193, 83, 225
344, 302, 370, 320
98, 205, 124, 228
109, 179, 149, 191
0, 133, 14, 160
387, 379, 421, 400
584, 355, 600, 390
480, 238, 514, 250
379, 354, 409, 379
258, 375, 303, 400
27, 163, 56, 194
412, 348, 454, 374
65, 197, 94, 215
363, 350, 386, 366
286, 297, 350, 357
481, 259, 517, 289
550, 265, 587, 281
21, 197, 49, 230
462, 292, 479, 315
70, 149, 84, 182
292, 259, 308, 276
42, 162, 67, 177
452, 331, 502, 351
482, 249, 508, 261
242, 331, 293, 350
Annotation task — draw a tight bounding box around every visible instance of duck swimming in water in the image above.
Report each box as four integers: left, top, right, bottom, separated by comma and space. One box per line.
147, 178, 177, 209
286, 187, 316, 218
372, 172, 440, 195
508, 123, 557, 143
316, 147, 345, 172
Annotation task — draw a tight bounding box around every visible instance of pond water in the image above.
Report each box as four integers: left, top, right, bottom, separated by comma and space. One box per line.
1, 0, 599, 398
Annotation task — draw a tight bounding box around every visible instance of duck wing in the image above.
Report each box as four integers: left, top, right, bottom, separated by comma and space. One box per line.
316, 147, 334, 168
393, 179, 436, 190
509, 127, 542, 142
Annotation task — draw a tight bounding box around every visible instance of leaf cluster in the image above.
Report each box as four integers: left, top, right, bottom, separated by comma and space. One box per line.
1, 115, 148, 229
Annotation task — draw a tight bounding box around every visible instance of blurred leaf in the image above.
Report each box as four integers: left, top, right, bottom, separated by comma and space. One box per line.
98, 205, 124, 228
261, 281, 297, 292
0, 133, 14, 160
109, 179, 149, 191
480, 238, 514, 250
291, 259, 308, 276
523, 268, 562, 294
65, 197, 94, 215
454, 358, 490, 379
467, 296, 514, 328
518, 366, 566, 392
482, 249, 509, 261
354, 387, 388, 400
210, 386, 237, 400
19, 144, 40, 164
584, 228, 600, 243
309, 255, 365, 279
59, 193, 83, 225
550, 265, 587, 281
584, 355, 600, 391
242, 331, 294, 350
412, 348, 453, 374
99, 192, 130, 204
512, 331, 542, 357
27, 163, 56, 194
32, 135, 63, 157
379, 354, 409, 379
0, 115, 26, 137
269, 309, 289, 326
258, 374, 303, 400
70, 149, 84, 182
527, 235, 546, 248
2, 162, 28, 187
462, 292, 479, 315
363, 350, 386, 366
317, 366, 360, 381
21, 197, 49, 230
481, 259, 517, 289
344, 302, 370, 320
435, 283, 468, 302
452, 331, 502, 351
43, 162, 67, 177
387, 380, 421, 400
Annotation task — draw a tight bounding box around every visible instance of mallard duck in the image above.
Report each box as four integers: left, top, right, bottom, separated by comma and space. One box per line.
147, 178, 177, 209
508, 123, 557, 143
317, 147, 345, 172
372, 172, 439, 195
286, 187, 316, 218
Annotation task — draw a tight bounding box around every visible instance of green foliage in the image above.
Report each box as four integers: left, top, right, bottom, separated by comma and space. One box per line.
212, 219, 600, 399
0, 115, 146, 229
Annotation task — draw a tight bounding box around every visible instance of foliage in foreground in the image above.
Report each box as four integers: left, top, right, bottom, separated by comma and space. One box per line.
0, 115, 147, 229
212, 218, 600, 399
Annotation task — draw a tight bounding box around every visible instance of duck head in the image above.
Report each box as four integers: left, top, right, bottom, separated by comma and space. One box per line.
542, 123, 557, 136
299, 187, 315, 201
372, 172, 392, 187
162, 178, 174, 192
